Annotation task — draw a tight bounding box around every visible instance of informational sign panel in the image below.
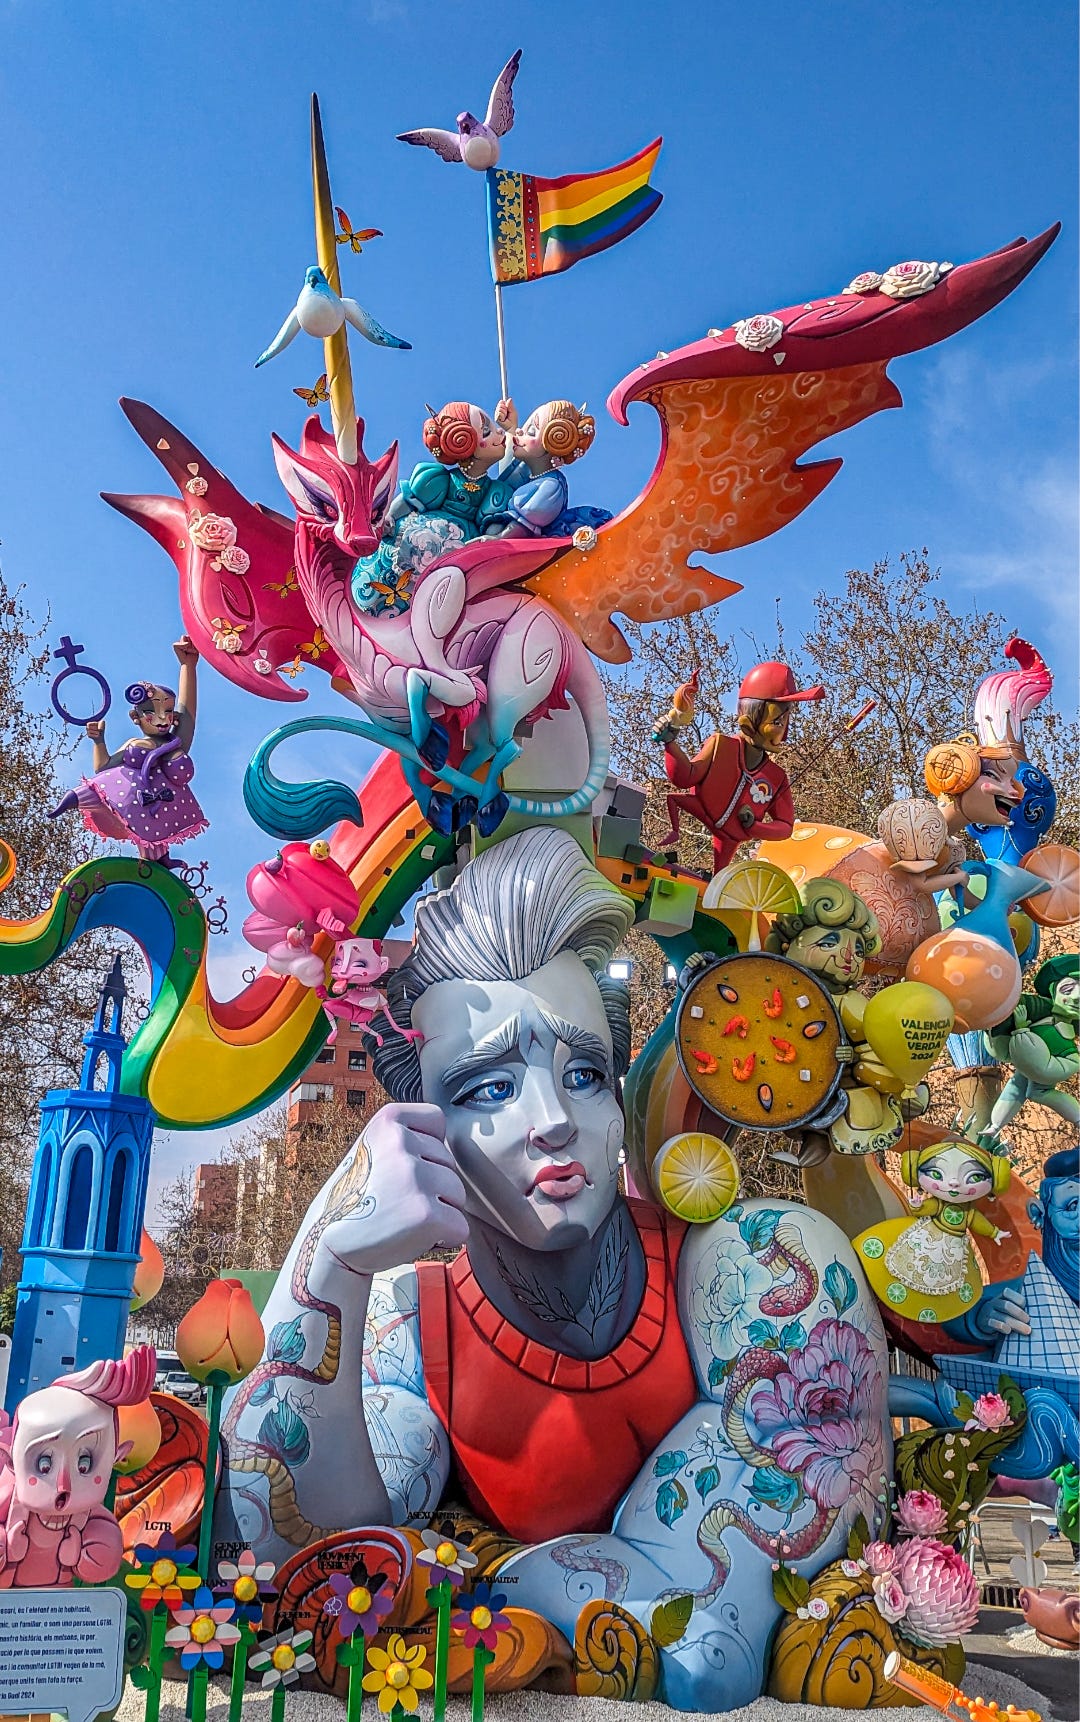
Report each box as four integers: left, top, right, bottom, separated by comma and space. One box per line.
0, 1587, 125, 1722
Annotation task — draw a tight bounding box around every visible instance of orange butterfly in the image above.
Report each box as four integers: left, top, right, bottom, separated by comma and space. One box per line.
293, 373, 330, 407
335, 206, 382, 254
301, 628, 330, 660
263, 569, 299, 598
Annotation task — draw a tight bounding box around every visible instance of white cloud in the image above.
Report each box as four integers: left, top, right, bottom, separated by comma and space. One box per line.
917, 348, 1079, 635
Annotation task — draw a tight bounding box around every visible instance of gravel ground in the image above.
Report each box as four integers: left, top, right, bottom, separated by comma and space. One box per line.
114, 1659, 1062, 1722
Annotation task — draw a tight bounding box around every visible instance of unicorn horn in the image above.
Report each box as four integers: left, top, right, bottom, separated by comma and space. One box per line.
311, 94, 357, 465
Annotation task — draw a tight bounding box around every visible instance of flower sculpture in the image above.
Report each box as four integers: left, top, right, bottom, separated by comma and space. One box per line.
965, 1392, 1012, 1432
324, 1555, 394, 1638
362, 1635, 435, 1714
733, 312, 784, 352
177, 1278, 265, 1577
215, 1548, 277, 1625
452, 1581, 511, 1651
890, 1537, 980, 1648
250, 1628, 317, 1689
165, 1585, 241, 1671
879, 259, 949, 299
750, 1318, 878, 1509
125, 1534, 200, 1612
894, 1489, 949, 1538
416, 1525, 478, 1588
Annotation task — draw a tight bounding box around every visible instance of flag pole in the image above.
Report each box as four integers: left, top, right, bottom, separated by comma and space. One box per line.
494, 280, 509, 399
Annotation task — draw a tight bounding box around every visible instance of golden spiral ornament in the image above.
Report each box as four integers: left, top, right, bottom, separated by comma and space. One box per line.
767, 1562, 965, 1709
438, 416, 480, 463
541, 413, 581, 458
924, 740, 982, 798
573, 1601, 658, 1701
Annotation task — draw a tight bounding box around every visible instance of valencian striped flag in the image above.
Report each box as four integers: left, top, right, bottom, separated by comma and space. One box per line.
487, 139, 662, 286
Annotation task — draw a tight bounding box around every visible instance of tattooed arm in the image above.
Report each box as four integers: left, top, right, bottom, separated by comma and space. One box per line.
216, 1106, 467, 1567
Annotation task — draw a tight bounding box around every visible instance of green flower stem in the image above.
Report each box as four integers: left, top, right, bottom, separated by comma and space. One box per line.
346, 1631, 366, 1722
104, 1472, 119, 1515
143, 1609, 169, 1722
471, 1645, 495, 1722
431, 1581, 452, 1722
197, 1372, 229, 1578
271, 1683, 287, 1722
229, 1619, 253, 1722
190, 1665, 209, 1722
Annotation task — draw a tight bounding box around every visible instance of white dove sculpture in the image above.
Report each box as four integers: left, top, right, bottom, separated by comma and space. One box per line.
396, 48, 522, 171
255, 266, 411, 368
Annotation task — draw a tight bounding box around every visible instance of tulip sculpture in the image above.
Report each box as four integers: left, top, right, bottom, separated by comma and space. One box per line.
176, 1279, 265, 1580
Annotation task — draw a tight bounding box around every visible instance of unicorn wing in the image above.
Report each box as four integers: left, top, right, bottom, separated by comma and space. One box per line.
102, 398, 346, 702
525, 227, 1059, 664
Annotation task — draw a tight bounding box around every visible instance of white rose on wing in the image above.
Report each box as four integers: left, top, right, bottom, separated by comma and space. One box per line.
879, 260, 951, 300
733, 313, 785, 353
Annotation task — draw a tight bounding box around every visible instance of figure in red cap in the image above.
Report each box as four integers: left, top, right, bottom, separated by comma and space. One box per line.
654, 662, 824, 872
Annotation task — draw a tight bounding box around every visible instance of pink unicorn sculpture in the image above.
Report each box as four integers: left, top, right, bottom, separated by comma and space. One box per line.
0, 1345, 156, 1588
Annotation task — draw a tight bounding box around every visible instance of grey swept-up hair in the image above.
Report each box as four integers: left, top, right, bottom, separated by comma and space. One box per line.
370, 827, 635, 1102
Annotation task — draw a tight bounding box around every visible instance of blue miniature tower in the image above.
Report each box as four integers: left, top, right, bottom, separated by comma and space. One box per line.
5, 956, 154, 1412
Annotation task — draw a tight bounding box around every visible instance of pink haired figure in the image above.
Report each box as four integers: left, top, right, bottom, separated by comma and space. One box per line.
0, 1345, 156, 1588
315, 937, 422, 1048
242, 841, 361, 988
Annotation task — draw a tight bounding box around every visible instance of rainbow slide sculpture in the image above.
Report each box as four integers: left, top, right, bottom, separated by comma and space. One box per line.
0, 756, 451, 1129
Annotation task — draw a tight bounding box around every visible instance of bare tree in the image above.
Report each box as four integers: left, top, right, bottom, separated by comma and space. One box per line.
599, 552, 1078, 1185
0, 573, 120, 1289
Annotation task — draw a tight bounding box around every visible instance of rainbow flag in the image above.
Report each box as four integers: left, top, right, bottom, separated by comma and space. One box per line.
487, 139, 662, 286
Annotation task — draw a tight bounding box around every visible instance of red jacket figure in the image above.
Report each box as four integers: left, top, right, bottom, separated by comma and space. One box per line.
657, 662, 824, 872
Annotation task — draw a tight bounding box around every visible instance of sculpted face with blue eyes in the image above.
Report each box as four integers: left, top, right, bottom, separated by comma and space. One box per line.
411, 949, 624, 1250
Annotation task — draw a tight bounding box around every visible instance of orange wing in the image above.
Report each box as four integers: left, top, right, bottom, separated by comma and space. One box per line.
527, 226, 1058, 665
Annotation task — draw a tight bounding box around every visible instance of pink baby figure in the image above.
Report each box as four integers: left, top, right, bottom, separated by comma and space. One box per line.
315, 937, 422, 1048
0, 1345, 156, 1589
242, 840, 361, 988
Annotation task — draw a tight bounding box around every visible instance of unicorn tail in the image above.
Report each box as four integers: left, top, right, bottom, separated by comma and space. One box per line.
244, 714, 415, 840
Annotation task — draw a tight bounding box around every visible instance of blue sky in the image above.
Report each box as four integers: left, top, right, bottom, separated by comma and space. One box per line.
0, 1, 1075, 1215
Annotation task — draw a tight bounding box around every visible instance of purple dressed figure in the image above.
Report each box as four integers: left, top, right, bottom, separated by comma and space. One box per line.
49, 635, 208, 866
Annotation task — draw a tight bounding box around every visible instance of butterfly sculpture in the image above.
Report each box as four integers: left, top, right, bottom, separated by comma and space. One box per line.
293, 373, 330, 407
335, 207, 382, 254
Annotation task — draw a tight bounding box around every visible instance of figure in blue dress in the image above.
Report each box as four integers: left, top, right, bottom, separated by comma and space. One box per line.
352, 400, 514, 613
492, 399, 612, 539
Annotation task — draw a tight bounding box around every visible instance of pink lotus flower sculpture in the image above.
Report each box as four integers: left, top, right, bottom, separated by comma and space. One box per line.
965, 1392, 1012, 1433
894, 1489, 949, 1538
892, 1537, 980, 1648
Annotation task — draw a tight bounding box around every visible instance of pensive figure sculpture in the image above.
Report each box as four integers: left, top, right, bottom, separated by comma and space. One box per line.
216, 828, 890, 1709
0, 1347, 156, 1588
657, 663, 823, 873
48, 637, 207, 866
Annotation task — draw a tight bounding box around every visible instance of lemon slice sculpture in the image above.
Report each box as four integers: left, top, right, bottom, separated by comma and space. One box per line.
702, 860, 801, 951
652, 1131, 740, 1224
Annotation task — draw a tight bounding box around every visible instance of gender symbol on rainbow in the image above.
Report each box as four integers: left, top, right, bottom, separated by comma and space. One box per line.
0, 47, 1073, 1722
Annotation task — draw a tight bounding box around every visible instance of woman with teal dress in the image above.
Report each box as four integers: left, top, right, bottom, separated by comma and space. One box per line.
352, 401, 514, 614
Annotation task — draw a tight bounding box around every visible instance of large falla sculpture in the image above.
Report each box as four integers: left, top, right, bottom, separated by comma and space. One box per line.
0, 57, 1071, 1719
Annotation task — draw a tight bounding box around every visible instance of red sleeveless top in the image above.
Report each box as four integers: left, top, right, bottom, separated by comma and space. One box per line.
416, 1201, 695, 1544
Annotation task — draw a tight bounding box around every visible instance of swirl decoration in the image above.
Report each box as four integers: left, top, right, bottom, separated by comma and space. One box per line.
427, 410, 481, 464
771, 877, 882, 952
573, 1600, 658, 1701
766, 1561, 965, 1708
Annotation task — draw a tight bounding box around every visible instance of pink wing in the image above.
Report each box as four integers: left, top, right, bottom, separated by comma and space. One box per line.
395, 128, 462, 163
485, 49, 522, 136
103, 399, 345, 702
